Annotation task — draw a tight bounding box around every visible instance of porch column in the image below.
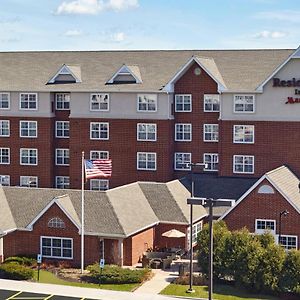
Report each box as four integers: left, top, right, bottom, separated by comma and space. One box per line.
118, 239, 123, 266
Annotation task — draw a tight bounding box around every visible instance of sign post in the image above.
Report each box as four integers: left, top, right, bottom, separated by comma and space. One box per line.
37, 254, 42, 282
99, 258, 105, 286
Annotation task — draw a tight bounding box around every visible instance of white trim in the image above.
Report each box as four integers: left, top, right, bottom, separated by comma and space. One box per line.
48, 64, 81, 84
55, 93, 70, 110
174, 152, 192, 171
90, 179, 109, 191
203, 153, 219, 172
55, 148, 69, 166
90, 150, 109, 160
203, 124, 219, 142
174, 94, 192, 112
107, 64, 142, 84
0, 93, 10, 110
255, 218, 276, 234
279, 234, 298, 250
20, 176, 38, 188
233, 94, 255, 113
20, 148, 38, 166
19, 120, 38, 138
233, 125, 255, 144
137, 94, 158, 112
0, 174, 10, 186
40, 236, 73, 260
256, 46, 300, 92
0, 147, 10, 165
203, 94, 220, 112
55, 176, 70, 189
137, 152, 157, 171
0, 120, 10, 137
137, 123, 157, 142
90, 122, 109, 140
55, 121, 70, 139
233, 155, 255, 174
175, 123, 192, 142
19, 93, 38, 111
90, 93, 110, 112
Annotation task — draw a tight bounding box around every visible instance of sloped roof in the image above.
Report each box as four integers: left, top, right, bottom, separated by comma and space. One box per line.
0, 49, 293, 92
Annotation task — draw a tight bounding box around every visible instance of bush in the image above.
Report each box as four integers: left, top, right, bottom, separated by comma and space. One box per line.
4, 256, 37, 267
86, 264, 151, 284
174, 274, 208, 286
0, 262, 34, 280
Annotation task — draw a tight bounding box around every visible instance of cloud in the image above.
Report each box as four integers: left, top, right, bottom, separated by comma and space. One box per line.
255, 10, 300, 23
55, 0, 138, 15
64, 29, 83, 36
110, 31, 125, 42
253, 30, 288, 39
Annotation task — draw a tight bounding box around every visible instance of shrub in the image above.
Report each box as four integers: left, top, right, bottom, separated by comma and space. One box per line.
0, 262, 34, 280
174, 274, 208, 286
86, 264, 151, 284
4, 256, 37, 267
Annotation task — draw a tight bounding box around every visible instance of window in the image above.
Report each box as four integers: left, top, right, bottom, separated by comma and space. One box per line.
55, 121, 69, 138
137, 152, 156, 170
90, 122, 109, 140
203, 153, 218, 171
41, 236, 72, 259
0, 120, 9, 137
137, 94, 157, 112
187, 221, 202, 247
55, 176, 70, 189
0, 175, 10, 186
20, 176, 38, 187
48, 217, 65, 229
279, 235, 297, 250
20, 121, 37, 138
175, 124, 192, 141
234, 95, 255, 113
233, 155, 254, 174
56, 93, 70, 110
175, 94, 192, 112
0, 148, 9, 164
137, 123, 157, 141
90, 94, 109, 111
55, 149, 69, 166
0, 93, 10, 109
204, 94, 220, 112
90, 151, 109, 160
233, 125, 254, 144
203, 124, 218, 142
174, 153, 191, 170
90, 179, 109, 191
20, 93, 37, 110
20, 148, 38, 165
255, 219, 276, 234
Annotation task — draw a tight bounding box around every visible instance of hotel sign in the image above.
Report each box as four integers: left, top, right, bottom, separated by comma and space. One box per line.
273, 78, 300, 104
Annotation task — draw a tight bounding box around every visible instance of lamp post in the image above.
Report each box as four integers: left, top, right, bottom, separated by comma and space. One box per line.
278, 210, 289, 246
186, 162, 207, 293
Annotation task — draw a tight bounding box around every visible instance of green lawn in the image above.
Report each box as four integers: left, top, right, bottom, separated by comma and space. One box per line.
160, 284, 279, 300
33, 270, 139, 292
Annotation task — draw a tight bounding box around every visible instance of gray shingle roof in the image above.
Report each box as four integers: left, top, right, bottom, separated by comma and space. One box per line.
0, 49, 293, 92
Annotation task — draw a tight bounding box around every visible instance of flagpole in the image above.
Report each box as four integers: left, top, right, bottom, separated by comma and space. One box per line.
81, 151, 85, 274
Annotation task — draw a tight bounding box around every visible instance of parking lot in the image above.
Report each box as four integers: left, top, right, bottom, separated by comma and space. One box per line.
0, 289, 98, 300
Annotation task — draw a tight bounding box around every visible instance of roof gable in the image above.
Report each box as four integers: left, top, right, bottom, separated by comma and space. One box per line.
47, 64, 81, 84
107, 64, 142, 84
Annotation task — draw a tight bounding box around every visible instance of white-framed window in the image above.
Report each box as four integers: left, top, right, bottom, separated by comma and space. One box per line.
234, 95, 255, 113
137, 123, 157, 141
0, 93, 10, 109
90, 179, 109, 191
20, 93, 38, 110
255, 219, 276, 234
203, 153, 218, 171
204, 94, 220, 112
55, 149, 69, 166
90, 150, 109, 160
175, 94, 192, 112
20, 176, 38, 187
90, 93, 109, 111
20, 148, 38, 165
20, 121, 37, 138
0, 120, 10, 137
90, 122, 109, 140
174, 153, 191, 170
41, 236, 73, 259
137, 152, 156, 171
137, 94, 157, 112
56, 93, 70, 110
55, 176, 70, 189
55, 121, 69, 138
0, 148, 10, 164
233, 155, 254, 174
279, 235, 298, 250
0, 175, 10, 186
187, 221, 202, 247
233, 125, 254, 144
48, 217, 65, 229
203, 124, 219, 142
175, 124, 192, 141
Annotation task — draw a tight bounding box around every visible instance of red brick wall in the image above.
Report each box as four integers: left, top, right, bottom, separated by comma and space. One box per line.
123, 227, 154, 266
219, 120, 300, 178
173, 62, 219, 178
69, 118, 174, 189
223, 179, 300, 249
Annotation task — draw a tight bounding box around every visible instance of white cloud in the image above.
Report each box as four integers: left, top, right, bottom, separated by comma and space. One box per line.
255, 10, 300, 23
253, 30, 287, 39
55, 0, 138, 15
64, 29, 83, 37
110, 31, 125, 42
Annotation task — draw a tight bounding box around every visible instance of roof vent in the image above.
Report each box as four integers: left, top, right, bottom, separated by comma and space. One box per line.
107, 64, 142, 84
47, 64, 81, 84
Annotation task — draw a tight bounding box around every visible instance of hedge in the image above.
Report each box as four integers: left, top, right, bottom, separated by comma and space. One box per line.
4, 256, 37, 267
0, 262, 34, 280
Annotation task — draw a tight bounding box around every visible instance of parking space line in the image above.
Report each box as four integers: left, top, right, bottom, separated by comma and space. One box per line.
44, 295, 54, 299
7, 291, 23, 299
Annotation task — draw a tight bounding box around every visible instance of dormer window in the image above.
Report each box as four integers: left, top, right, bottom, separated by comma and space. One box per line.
48, 217, 65, 229
107, 65, 142, 84
47, 64, 81, 84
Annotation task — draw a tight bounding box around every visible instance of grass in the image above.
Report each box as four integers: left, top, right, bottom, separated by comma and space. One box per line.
33, 270, 139, 292
160, 284, 279, 300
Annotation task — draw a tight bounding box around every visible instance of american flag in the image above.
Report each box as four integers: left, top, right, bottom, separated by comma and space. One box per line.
84, 159, 112, 179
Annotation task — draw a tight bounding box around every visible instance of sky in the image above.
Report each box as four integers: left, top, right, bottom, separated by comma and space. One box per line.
0, 0, 299, 51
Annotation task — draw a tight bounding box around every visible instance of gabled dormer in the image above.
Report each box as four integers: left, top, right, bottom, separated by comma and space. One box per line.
47, 64, 81, 84
107, 64, 142, 84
